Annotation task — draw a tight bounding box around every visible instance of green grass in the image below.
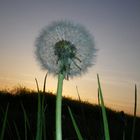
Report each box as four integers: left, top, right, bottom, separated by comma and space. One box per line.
0, 76, 140, 140
35, 73, 47, 140
68, 106, 84, 140
0, 103, 9, 140
13, 121, 21, 140
21, 102, 31, 140
97, 74, 110, 140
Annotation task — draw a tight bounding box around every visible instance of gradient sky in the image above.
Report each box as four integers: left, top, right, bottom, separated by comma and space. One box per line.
0, 0, 140, 116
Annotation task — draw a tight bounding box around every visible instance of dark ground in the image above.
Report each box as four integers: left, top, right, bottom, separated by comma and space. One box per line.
0, 89, 140, 140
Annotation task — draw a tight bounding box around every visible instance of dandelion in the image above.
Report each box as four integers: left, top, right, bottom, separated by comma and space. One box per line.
35, 20, 97, 79
35, 20, 97, 140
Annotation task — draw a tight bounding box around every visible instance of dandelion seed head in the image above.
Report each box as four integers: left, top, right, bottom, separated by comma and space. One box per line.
35, 20, 97, 78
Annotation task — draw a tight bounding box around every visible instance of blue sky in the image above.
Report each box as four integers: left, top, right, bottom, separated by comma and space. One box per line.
0, 0, 140, 116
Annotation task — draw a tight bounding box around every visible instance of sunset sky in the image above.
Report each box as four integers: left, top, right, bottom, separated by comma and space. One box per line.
0, 0, 140, 116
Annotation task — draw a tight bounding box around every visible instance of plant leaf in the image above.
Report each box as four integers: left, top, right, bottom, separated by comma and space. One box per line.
68, 106, 84, 140
97, 74, 110, 140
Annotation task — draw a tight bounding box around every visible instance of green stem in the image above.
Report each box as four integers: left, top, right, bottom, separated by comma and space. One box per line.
97, 74, 110, 140
56, 73, 64, 140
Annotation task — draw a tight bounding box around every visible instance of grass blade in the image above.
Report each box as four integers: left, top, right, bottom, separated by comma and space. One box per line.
131, 84, 137, 140
43, 73, 48, 93
98, 87, 105, 140
97, 74, 110, 140
21, 102, 31, 140
0, 103, 9, 140
42, 73, 48, 140
98, 88, 101, 106
42, 105, 46, 140
13, 121, 21, 140
0, 106, 13, 139
68, 106, 84, 140
76, 86, 91, 139
35, 78, 42, 140
35, 74, 48, 140
76, 86, 81, 102
35, 78, 40, 93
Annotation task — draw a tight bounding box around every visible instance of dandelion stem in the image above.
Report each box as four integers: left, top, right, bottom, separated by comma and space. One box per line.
56, 73, 64, 140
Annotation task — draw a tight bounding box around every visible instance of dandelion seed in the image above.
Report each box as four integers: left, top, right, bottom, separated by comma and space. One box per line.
35, 20, 97, 79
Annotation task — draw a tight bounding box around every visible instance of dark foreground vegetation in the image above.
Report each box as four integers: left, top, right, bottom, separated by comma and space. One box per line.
0, 88, 140, 140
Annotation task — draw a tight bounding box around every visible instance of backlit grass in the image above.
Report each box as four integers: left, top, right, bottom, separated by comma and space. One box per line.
0, 78, 139, 140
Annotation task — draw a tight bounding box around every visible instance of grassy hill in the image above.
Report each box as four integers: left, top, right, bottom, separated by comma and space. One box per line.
0, 88, 140, 140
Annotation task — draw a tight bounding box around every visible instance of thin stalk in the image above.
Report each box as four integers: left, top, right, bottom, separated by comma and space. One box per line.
35, 78, 40, 93
43, 73, 48, 93
13, 121, 21, 140
55, 73, 64, 140
42, 73, 47, 140
68, 106, 84, 140
0, 106, 13, 139
97, 74, 110, 140
98, 87, 104, 140
131, 84, 137, 140
0, 103, 9, 140
35, 74, 48, 140
98, 88, 101, 106
21, 102, 31, 140
35, 78, 42, 140
76, 86, 91, 139
76, 86, 81, 102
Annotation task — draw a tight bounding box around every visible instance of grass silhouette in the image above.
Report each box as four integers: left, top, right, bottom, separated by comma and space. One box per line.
0, 87, 140, 140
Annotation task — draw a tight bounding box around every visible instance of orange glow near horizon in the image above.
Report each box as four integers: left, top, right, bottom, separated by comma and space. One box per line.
0, 71, 139, 117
